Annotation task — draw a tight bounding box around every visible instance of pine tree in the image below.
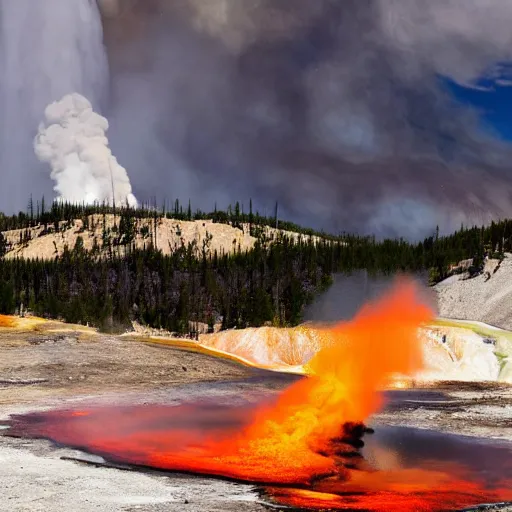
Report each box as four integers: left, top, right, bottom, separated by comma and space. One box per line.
0, 232, 6, 258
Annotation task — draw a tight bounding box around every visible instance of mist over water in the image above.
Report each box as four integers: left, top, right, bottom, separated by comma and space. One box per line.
0, 0, 108, 211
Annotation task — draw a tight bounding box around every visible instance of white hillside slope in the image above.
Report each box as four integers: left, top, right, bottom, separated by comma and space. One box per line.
1, 215, 324, 261
434, 256, 512, 382
436, 254, 512, 330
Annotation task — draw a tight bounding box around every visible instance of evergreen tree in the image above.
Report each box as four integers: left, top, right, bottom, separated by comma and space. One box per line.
28, 195, 34, 224
0, 232, 7, 258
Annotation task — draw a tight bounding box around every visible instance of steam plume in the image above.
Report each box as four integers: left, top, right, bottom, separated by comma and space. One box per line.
0, 0, 108, 213
34, 93, 137, 207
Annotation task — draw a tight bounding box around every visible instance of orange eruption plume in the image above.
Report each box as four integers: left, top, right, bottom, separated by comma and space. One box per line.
203, 278, 434, 480
144, 279, 433, 482
7, 280, 512, 510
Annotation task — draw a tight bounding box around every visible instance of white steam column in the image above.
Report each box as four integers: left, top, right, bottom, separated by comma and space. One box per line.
0, 0, 109, 211
34, 93, 137, 207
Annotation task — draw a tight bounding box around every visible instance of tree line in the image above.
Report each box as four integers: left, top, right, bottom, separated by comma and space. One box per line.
0, 237, 334, 333
1, 198, 512, 333
0, 197, 338, 240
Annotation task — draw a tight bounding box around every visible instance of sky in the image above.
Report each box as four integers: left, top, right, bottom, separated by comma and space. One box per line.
4, 0, 512, 240
444, 66, 512, 142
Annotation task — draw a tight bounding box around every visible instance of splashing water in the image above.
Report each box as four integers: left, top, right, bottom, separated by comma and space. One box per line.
0, 0, 109, 211
34, 93, 137, 207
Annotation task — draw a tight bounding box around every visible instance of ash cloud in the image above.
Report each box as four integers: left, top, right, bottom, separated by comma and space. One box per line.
104, 0, 512, 239
4, 1, 512, 239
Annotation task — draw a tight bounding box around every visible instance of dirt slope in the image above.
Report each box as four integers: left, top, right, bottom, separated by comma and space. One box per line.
2, 214, 322, 260
436, 254, 512, 330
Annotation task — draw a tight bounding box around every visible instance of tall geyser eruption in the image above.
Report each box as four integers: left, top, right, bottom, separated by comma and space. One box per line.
34, 93, 137, 207
0, 0, 109, 210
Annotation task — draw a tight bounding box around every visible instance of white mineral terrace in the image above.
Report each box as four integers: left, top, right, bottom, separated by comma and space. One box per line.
196, 320, 512, 383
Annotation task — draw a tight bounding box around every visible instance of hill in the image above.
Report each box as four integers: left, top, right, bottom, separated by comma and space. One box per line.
436, 254, 512, 330
1, 213, 323, 261
3, 200, 512, 335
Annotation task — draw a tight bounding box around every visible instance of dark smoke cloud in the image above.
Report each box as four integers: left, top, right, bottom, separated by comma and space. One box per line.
56, 2, 512, 237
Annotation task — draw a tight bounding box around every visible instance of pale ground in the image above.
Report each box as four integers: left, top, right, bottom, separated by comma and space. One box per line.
373, 382, 512, 442
1, 214, 323, 260
0, 320, 276, 512
436, 254, 512, 330
1, 318, 511, 511
0, 441, 264, 512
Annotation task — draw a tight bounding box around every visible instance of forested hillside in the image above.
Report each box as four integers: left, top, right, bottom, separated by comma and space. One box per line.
1, 198, 511, 334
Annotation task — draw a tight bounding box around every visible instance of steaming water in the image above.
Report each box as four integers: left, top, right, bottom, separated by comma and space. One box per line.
34, 93, 138, 207
363, 425, 512, 486
7, 385, 512, 510
0, 0, 108, 210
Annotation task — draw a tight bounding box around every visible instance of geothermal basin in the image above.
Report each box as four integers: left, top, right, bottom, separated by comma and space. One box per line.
1, 283, 512, 511
3, 382, 512, 511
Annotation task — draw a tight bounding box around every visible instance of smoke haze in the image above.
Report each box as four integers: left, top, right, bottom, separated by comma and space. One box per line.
4, 1, 512, 238
103, 0, 512, 238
